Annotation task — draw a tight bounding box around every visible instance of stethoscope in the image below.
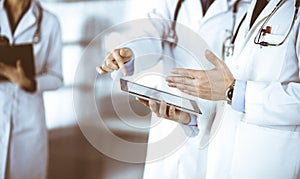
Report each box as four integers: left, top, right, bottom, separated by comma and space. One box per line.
222, 0, 243, 60
223, 0, 300, 60
162, 0, 244, 53
161, 0, 184, 49
0, 1, 43, 46
254, 0, 300, 46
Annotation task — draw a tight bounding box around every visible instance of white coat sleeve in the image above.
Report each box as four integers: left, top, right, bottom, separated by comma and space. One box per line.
36, 16, 63, 92
109, 0, 172, 79
244, 22, 300, 126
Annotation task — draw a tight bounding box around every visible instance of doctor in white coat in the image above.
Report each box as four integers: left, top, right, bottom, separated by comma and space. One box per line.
0, 0, 62, 178
166, 0, 300, 178
97, 0, 249, 178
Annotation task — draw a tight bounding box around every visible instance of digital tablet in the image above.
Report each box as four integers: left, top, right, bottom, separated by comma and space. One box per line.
120, 78, 201, 115
0, 44, 35, 81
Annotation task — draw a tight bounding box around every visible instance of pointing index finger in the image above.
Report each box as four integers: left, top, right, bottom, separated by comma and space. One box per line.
112, 51, 127, 76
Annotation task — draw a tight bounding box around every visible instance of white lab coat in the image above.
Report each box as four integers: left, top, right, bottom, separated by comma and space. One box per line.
115, 0, 249, 178
206, 0, 300, 178
0, 1, 62, 178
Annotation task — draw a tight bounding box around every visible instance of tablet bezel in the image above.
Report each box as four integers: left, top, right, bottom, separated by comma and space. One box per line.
120, 78, 201, 115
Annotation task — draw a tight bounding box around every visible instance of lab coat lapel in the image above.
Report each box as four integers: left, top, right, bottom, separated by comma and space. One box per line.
200, 0, 229, 24
0, 1, 13, 42
13, 1, 38, 42
247, 0, 282, 31
237, 0, 282, 51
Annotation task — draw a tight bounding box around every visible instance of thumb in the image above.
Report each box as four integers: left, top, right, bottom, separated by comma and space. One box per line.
119, 48, 133, 58
16, 60, 22, 69
205, 50, 223, 69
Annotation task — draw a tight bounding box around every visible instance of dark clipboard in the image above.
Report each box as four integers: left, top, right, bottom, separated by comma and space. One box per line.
120, 78, 202, 115
0, 44, 35, 81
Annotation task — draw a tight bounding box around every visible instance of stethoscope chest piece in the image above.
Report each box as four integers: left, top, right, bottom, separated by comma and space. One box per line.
33, 33, 40, 44
163, 29, 178, 49
222, 38, 235, 61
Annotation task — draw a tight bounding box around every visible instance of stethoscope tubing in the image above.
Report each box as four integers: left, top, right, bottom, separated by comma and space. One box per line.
254, 0, 300, 47
165, 0, 242, 48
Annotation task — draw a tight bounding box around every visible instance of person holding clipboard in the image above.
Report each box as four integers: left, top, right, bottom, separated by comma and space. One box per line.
0, 0, 63, 178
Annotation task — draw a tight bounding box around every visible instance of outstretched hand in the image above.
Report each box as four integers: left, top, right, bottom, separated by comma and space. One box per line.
166, 50, 235, 100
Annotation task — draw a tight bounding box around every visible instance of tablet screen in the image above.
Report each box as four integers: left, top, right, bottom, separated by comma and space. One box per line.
120, 78, 201, 115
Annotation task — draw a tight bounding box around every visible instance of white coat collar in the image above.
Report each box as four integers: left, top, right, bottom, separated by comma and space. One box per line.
245, 0, 283, 31
0, 0, 40, 44
200, 0, 252, 24
200, 0, 229, 23
232, 0, 293, 59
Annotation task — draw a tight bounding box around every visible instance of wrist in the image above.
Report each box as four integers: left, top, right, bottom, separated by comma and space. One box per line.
20, 78, 37, 92
188, 114, 197, 126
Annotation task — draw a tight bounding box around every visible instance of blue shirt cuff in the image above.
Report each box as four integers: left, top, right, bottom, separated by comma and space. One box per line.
188, 114, 198, 126
124, 57, 134, 76
231, 80, 247, 113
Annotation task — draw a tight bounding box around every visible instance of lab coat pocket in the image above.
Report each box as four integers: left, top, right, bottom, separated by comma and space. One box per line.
231, 122, 300, 179
246, 36, 288, 81
268, 82, 299, 105
261, 33, 285, 45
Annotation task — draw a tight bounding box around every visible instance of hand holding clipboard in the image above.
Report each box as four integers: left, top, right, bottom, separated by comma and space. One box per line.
0, 44, 36, 91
